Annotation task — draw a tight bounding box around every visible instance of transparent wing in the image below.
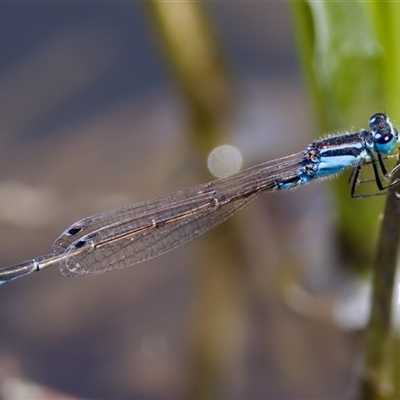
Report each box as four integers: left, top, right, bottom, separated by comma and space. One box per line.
54, 152, 305, 277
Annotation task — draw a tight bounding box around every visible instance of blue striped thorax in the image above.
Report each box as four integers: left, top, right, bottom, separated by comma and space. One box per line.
276, 113, 399, 191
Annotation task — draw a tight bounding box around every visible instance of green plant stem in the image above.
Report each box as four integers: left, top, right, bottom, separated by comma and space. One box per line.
146, 3, 246, 398
361, 165, 400, 399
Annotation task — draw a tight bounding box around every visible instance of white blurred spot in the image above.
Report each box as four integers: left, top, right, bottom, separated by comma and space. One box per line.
398, 284, 400, 305
91, 193, 132, 214
332, 279, 371, 330
141, 333, 167, 360
207, 145, 242, 178
0, 182, 59, 228
391, 268, 400, 329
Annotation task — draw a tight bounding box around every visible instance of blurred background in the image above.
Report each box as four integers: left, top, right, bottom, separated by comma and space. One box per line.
0, 2, 393, 399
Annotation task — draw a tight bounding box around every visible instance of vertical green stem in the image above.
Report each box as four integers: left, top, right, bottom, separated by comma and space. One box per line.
146, 3, 246, 397
361, 168, 400, 399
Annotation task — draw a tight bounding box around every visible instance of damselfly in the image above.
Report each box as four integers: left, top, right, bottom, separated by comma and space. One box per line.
0, 113, 399, 285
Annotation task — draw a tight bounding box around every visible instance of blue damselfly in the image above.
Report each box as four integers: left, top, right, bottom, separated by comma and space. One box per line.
0, 113, 398, 284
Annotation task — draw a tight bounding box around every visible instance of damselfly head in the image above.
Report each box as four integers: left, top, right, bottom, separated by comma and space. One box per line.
369, 113, 399, 153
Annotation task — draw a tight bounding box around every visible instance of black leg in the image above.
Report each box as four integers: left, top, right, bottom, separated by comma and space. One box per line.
350, 166, 361, 198
368, 152, 385, 191
350, 151, 399, 197
377, 152, 390, 178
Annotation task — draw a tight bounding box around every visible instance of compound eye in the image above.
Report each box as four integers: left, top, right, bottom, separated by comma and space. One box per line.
374, 132, 394, 145
369, 113, 387, 131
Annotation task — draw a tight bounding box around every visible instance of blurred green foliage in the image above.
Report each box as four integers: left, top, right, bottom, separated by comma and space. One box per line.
292, 2, 400, 399
291, 1, 400, 269
147, 2, 400, 397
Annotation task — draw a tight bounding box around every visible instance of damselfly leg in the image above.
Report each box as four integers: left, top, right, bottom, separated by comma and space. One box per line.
350, 153, 400, 198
